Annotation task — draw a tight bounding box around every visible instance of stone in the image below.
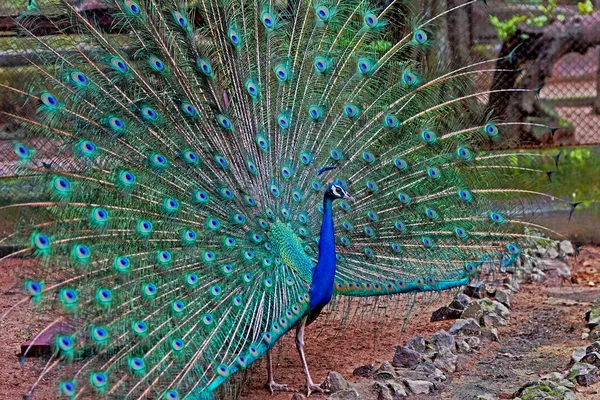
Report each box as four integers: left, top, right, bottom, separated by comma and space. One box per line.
479, 298, 510, 327
394, 368, 432, 382
462, 302, 484, 324
571, 347, 586, 363
375, 371, 396, 382
433, 347, 458, 373
514, 380, 576, 400
546, 247, 559, 259
475, 395, 497, 400
406, 336, 426, 353
559, 240, 575, 256
392, 346, 422, 368
387, 381, 407, 398
464, 281, 486, 299
530, 268, 547, 283
322, 371, 350, 393
291, 394, 307, 400
430, 330, 455, 351
353, 364, 375, 377
464, 336, 481, 349
449, 293, 472, 310
569, 362, 598, 386
494, 289, 512, 308
585, 341, 600, 354
483, 328, 500, 342
375, 382, 393, 400
503, 276, 520, 292
590, 325, 600, 342
456, 338, 471, 353
328, 389, 360, 400
414, 362, 446, 381
403, 379, 434, 395
535, 246, 548, 258
430, 306, 463, 322
581, 352, 600, 367
448, 318, 481, 335
538, 259, 571, 278
587, 307, 600, 328
376, 361, 395, 375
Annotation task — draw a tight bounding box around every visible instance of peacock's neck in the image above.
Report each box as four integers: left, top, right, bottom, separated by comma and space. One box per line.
308, 196, 337, 316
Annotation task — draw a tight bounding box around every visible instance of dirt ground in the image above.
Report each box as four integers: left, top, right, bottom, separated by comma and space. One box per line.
1, 248, 600, 399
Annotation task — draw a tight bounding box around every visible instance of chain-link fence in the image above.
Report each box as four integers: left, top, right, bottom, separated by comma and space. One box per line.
1, 0, 599, 147
473, 0, 600, 147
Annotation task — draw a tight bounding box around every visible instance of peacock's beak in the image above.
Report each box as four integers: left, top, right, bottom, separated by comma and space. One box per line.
342, 192, 355, 202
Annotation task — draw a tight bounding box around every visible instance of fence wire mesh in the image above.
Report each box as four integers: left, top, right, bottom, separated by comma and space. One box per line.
0, 0, 599, 147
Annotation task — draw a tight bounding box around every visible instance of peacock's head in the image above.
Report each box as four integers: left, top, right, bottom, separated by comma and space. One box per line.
325, 180, 354, 201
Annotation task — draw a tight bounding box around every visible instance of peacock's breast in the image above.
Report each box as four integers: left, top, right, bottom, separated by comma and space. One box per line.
270, 221, 314, 283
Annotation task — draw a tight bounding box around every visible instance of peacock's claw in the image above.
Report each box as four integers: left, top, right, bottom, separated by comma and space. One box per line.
266, 382, 295, 394
304, 382, 327, 397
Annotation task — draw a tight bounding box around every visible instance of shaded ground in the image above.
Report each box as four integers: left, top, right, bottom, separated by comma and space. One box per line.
1, 248, 599, 399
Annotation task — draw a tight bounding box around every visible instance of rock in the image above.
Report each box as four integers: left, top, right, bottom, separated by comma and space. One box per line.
456, 338, 471, 353
585, 341, 600, 354
430, 306, 463, 322
433, 347, 457, 373
569, 362, 598, 386
392, 346, 422, 368
462, 302, 484, 323
464, 281, 486, 299
376, 361, 395, 375
328, 389, 361, 400
403, 379, 434, 395
449, 293, 472, 310
559, 240, 575, 256
464, 336, 481, 349
483, 328, 500, 342
535, 246, 548, 258
530, 267, 547, 283
387, 381, 407, 398
322, 371, 350, 393
374, 382, 393, 400
590, 326, 600, 341
539, 259, 571, 278
414, 362, 447, 381
546, 247, 559, 259
375, 371, 396, 382
406, 336, 426, 353
540, 371, 567, 382
479, 299, 510, 327
353, 364, 375, 377
475, 395, 497, 400
494, 289, 512, 308
587, 307, 600, 329
503, 276, 520, 293
430, 330, 455, 351
448, 318, 481, 335
582, 332, 590, 340
571, 347, 587, 363
394, 368, 433, 382
514, 380, 576, 400
581, 352, 600, 367
291, 394, 307, 400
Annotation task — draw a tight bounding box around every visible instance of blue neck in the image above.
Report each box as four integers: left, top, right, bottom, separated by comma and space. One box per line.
308, 196, 336, 316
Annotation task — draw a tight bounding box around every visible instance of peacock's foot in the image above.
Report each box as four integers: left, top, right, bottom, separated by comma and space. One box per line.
265, 381, 295, 394
304, 381, 328, 397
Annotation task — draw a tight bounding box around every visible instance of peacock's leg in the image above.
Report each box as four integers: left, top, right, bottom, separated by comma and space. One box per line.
296, 316, 326, 397
265, 349, 295, 394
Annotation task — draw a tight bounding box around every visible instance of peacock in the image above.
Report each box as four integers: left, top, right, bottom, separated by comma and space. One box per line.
0, 0, 561, 398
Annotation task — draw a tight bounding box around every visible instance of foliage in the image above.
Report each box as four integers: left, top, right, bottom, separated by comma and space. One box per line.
488, 0, 595, 41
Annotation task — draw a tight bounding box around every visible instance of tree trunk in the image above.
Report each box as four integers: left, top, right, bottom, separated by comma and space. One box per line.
488, 11, 600, 145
